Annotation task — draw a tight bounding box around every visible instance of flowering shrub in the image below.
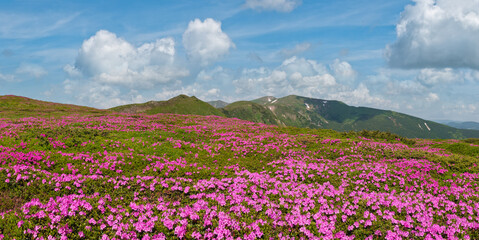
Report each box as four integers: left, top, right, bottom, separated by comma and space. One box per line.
0, 113, 478, 239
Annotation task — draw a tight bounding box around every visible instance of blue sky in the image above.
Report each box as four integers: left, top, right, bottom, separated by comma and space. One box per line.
1, 0, 478, 122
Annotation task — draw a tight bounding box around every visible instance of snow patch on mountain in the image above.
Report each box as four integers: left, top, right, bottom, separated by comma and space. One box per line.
424, 122, 431, 131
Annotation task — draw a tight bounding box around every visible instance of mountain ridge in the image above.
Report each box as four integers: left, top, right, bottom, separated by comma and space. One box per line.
436, 120, 479, 130
2, 94, 478, 139
112, 94, 479, 139
0, 95, 106, 118
110, 94, 226, 117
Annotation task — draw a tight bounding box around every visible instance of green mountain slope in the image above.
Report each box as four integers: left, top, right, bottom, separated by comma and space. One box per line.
221, 101, 281, 125
111, 95, 226, 117
248, 95, 479, 139
0, 95, 105, 118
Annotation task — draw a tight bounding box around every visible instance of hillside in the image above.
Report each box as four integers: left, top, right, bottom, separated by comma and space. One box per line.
3, 94, 477, 139
221, 101, 281, 125
0, 95, 105, 118
1, 111, 478, 239
247, 95, 479, 139
111, 94, 479, 139
111, 95, 226, 117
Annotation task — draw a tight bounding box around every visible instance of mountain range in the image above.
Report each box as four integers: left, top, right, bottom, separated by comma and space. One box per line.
1, 94, 479, 139
435, 120, 479, 131
109, 94, 479, 139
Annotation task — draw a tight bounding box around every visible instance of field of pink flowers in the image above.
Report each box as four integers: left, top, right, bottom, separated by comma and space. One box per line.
0, 113, 478, 239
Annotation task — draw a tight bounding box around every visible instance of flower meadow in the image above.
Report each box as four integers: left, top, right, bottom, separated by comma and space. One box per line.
0, 113, 478, 239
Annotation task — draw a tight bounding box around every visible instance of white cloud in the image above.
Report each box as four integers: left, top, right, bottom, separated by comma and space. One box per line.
63, 64, 82, 78
440, 102, 478, 120
16, 63, 47, 78
245, 0, 301, 12
230, 56, 387, 107
386, 0, 479, 69
416, 68, 462, 86
62, 79, 76, 94
280, 56, 329, 76
182, 18, 234, 66
62, 30, 191, 108
71, 30, 188, 88
279, 42, 311, 58
386, 80, 427, 95
329, 83, 391, 107
465, 70, 479, 82
154, 84, 221, 101
62, 79, 145, 109
426, 92, 440, 102
330, 59, 357, 84
197, 66, 231, 82
233, 57, 335, 97
84, 85, 144, 109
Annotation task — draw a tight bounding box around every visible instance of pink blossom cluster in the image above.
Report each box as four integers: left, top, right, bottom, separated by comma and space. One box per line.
0, 114, 478, 239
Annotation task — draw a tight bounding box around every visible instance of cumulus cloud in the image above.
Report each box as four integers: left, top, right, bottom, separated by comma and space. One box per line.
196, 66, 234, 83
416, 68, 462, 86
386, 0, 479, 69
328, 83, 388, 106
386, 80, 427, 95
62, 79, 145, 108
280, 56, 329, 76
245, 0, 301, 12
231, 56, 386, 107
63, 64, 82, 78
182, 18, 234, 66
70, 30, 188, 88
330, 59, 357, 84
233, 57, 338, 97
62, 30, 193, 108
16, 63, 47, 78
154, 83, 221, 101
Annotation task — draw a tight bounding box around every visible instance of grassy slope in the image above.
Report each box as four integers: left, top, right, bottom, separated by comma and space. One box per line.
111, 95, 226, 117
221, 101, 280, 125
3, 94, 477, 139
249, 95, 479, 139
0, 112, 478, 238
0, 95, 106, 119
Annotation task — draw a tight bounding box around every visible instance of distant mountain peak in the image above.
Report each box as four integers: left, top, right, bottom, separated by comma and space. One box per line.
207, 100, 229, 109
111, 94, 225, 117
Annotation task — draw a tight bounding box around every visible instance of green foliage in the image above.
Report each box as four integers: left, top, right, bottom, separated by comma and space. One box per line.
436, 142, 479, 157
463, 138, 479, 144
222, 101, 279, 125
345, 130, 416, 145
3, 97, 479, 239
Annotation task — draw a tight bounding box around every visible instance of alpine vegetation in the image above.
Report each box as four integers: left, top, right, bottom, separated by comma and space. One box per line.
1, 112, 478, 239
